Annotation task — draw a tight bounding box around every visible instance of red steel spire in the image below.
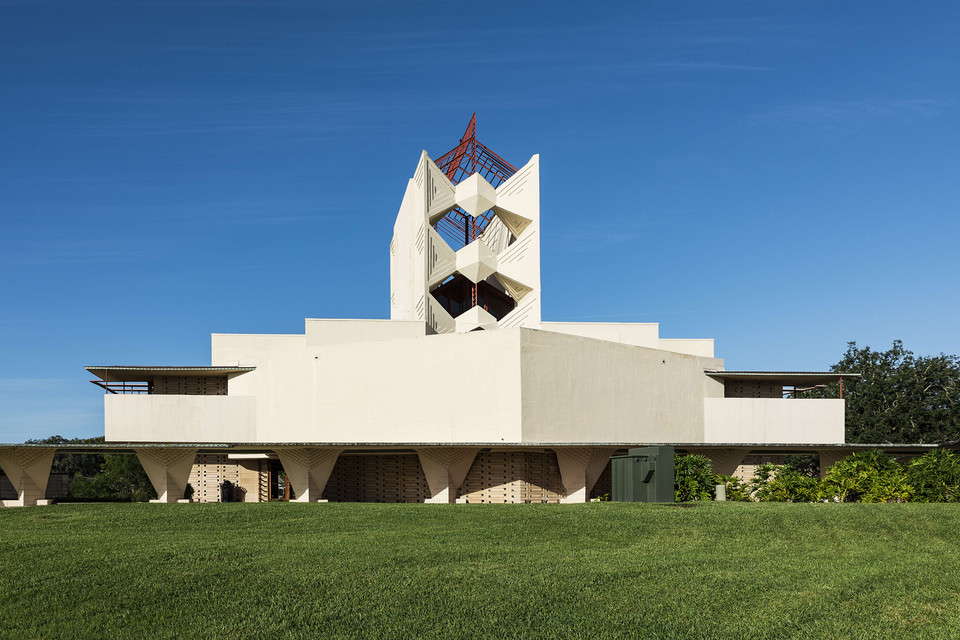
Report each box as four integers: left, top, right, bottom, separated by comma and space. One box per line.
432, 115, 518, 249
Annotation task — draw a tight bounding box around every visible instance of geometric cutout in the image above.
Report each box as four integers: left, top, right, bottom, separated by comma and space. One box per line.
491, 205, 532, 238
493, 272, 533, 302
426, 226, 457, 287
455, 239, 497, 284
454, 306, 499, 332
426, 294, 456, 334
455, 173, 497, 217
427, 160, 458, 225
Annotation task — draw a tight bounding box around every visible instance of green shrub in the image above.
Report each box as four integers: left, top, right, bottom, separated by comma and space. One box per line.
819, 450, 911, 503
674, 454, 715, 502
905, 449, 960, 502
715, 474, 752, 501
751, 463, 821, 503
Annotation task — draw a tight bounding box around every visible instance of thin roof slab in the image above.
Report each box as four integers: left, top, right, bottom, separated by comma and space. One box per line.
705, 371, 860, 385
86, 366, 256, 382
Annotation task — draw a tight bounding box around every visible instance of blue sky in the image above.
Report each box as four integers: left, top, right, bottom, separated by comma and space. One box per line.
2, 1, 959, 442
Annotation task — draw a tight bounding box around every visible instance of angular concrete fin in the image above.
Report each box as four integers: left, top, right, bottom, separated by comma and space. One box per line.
135, 448, 198, 502
274, 447, 343, 502
478, 216, 512, 255
493, 272, 533, 302
22, 449, 56, 496
425, 294, 456, 334
494, 155, 539, 221
426, 159, 457, 224
417, 447, 480, 503
554, 447, 616, 503
492, 205, 533, 239
425, 225, 456, 287
497, 290, 538, 329
0, 447, 56, 505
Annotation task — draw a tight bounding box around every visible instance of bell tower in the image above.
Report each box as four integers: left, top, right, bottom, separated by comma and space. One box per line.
390, 116, 541, 333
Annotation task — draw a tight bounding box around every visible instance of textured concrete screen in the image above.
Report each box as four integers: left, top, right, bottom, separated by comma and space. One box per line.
459, 451, 565, 503
323, 454, 428, 503
188, 454, 261, 503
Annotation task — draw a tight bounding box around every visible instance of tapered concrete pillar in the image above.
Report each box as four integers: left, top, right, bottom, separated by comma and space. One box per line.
684, 447, 751, 477
0, 447, 55, 507
135, 447, 198, 503
816, 448, 855, 479
554, 447, 616, 503
416, 447, 480, 503
274, 447, 343, 502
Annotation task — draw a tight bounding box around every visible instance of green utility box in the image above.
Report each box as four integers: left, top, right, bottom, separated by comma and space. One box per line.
611, 446, 675, 503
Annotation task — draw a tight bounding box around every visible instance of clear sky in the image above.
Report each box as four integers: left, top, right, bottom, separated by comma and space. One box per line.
2, 1, 959, 442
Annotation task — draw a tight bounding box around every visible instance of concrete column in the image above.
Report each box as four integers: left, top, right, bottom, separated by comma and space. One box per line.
816, 448, 856, 479
416, 447, 480, 503
684, 447, 751, 477
553, 447, 616, 503
274, 447, 343, 502
135, 447, 198, 503
0, 447, 55, 507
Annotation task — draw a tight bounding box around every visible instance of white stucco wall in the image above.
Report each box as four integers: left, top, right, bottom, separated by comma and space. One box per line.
703, 398, 845, 444
519, 329, 723, 443
207, 327, 524, 443
211, 333, 311, 442
539, 322, 660, 348
537, 322, 714, 358
112, 325, 844, 447
304, 318, 427, 346
657, 339, 715, 358
390, 178, 418, 323
310, 330, 523, 443
106, 395, 256, 443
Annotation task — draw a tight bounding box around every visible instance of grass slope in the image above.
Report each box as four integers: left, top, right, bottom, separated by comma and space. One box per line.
1, 503, 959, 639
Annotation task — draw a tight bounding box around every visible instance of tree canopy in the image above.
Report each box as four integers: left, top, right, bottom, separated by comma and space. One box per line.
817, 341, 960, 444
24, 434, 155, 501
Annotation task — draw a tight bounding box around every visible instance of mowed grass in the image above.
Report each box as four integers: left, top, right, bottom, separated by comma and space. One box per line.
2, 503, 959, 639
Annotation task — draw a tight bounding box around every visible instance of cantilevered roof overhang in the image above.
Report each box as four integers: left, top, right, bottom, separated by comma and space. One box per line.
705, 371, 860, 385
86, 366, 256, 382
0, 442, 943, 455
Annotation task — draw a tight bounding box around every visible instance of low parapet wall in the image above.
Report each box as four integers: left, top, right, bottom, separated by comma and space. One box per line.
703, 398, 845, 445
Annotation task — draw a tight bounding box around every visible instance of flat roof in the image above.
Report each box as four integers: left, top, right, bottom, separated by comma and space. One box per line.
705, 371, 859, 384
0, 442, 941, 455
86, 366, 255, 381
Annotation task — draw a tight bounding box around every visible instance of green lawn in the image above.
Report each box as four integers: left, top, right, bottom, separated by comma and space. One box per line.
1, 502, 959, 639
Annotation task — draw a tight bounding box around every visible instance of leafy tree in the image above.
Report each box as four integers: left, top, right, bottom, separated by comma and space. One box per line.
69, 454, 156, 502
26, 435, 105, 479
24, 434, 156, 501
814, 341, 960, 444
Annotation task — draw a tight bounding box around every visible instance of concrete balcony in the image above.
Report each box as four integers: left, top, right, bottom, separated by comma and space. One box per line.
105, 395, 256, 443
703, 398, 845, 444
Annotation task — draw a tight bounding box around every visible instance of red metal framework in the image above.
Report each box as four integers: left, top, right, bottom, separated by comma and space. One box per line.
89, 380, 151, 394
432, 114, 518, 249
